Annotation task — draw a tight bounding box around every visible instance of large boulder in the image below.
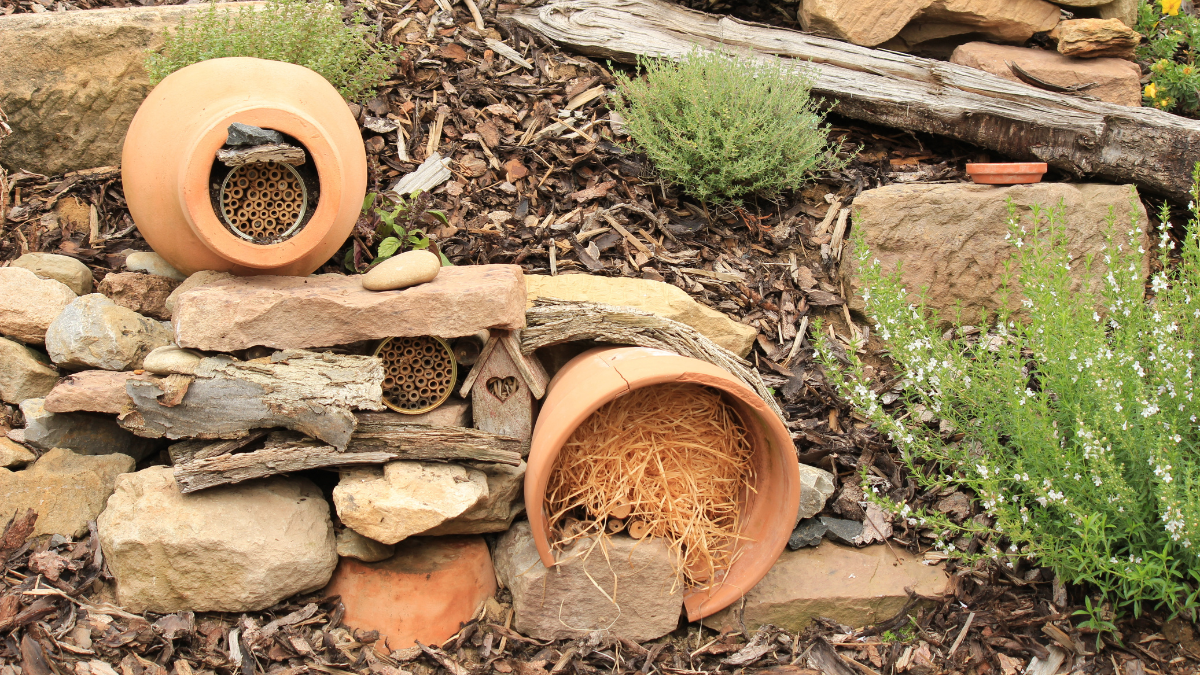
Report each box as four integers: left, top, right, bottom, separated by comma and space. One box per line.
494, 521, 682, 642
97, 272, 180, 321
704, 540, 949, 632
0, 447, 134, 538
98, 467, 337, 613
951, 42, 1141, 106
0, 267, 77, 345
798, 0, 1059, 49
524, 274, 757, 357
334, 462, 488, 545
0, 337, 59, 405
10, 253, 93, 295
20, 398, 157, 460
845, 183, 1149, 322
420, 460, 526, 535
44, 294, 173, 371
171, 266, 526, 352
0, 4, 246, 176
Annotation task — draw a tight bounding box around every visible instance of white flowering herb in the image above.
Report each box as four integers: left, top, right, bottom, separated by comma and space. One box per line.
820, 182, 1200, 619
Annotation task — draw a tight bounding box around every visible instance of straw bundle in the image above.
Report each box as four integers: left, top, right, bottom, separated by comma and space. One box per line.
545, 383, 756, 588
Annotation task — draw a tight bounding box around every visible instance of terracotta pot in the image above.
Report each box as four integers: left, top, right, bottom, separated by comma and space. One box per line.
525, 346, 800, 622
122, 57, 366, 277
321, 535, 497, 649
965, 162, 1047, 185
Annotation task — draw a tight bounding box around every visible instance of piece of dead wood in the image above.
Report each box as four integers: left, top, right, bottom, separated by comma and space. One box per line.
0, 508, 37, 562
509, 0, 1200, 203
804, 637, 859, 675
167, 430, 270, 465
120, 351, 384, 450
522, 298, 784, 420
216, 143, 306, 167
173, 423, 524, 493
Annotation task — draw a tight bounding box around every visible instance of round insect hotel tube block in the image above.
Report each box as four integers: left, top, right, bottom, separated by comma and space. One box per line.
525, 346, 800, 622
121, 57, 367, 277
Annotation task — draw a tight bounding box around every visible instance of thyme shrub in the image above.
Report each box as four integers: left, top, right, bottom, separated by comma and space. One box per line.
147, 0, 397, 103
611, 49, 848, 207
820, 178, 1200, 619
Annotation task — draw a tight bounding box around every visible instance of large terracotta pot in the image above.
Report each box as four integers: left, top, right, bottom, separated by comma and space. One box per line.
525, 346, 800, 622
121, 57, 367, 277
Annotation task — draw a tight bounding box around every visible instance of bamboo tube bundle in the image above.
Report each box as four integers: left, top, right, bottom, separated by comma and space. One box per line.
545, 383, 756, 588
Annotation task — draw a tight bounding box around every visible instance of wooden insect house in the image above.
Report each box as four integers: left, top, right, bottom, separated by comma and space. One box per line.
458, 330, 548, 440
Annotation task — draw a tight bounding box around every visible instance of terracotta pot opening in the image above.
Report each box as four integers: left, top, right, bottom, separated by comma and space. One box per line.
206, 132, 322, 246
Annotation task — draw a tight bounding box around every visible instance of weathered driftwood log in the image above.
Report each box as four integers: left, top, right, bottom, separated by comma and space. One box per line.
521, 298, 784, 420
507, 0, 1200, 203
173, 423, 525, 492
216, 143, 306, 167
120, 351, 385, 450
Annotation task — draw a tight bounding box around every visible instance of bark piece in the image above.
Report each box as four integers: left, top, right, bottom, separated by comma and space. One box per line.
216, 143, 306, 167
172, 266, 526, 352
120, 351, 385, 450
508, 0, 1200, 203
350, 412, 526, 461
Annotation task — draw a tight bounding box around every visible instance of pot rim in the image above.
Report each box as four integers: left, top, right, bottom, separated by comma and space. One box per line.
525, 346, 800, 621
179, 103, 345, 269
964, 162, 1049, 172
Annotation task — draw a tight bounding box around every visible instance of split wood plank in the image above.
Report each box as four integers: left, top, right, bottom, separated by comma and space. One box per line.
507, 0, 1200, 203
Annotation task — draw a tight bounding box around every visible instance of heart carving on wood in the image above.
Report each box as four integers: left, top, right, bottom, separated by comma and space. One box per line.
486, 376, 519, 401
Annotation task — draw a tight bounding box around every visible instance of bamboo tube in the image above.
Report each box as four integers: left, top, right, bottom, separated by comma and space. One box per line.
627, 519, 649, 540
606, 518, 626, 534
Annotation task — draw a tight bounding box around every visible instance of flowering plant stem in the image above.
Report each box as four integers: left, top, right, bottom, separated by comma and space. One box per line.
819, 174, 1200, 619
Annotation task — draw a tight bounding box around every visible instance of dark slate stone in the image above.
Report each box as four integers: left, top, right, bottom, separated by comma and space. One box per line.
226, 123, 284, 147
788, 517, 827, 550
820, 516, 863, 546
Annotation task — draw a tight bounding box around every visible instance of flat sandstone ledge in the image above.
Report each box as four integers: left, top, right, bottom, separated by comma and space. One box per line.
172, 265, 526, 352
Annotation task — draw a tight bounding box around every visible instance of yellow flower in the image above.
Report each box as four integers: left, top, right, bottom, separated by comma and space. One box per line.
1163, 0, 1182, 15
1145, 82, 1159, 99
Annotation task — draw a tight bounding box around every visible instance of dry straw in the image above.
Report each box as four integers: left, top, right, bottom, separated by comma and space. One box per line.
545, 383, 756, 588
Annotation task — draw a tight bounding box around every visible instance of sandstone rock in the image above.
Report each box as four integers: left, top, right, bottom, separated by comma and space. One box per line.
97, 272, 180, 321
45, 294, 173, 371
525, 274, 756, 357
0, 448, 134, 538
164, 270, 235, 317
10, 253, 93, 295
846, 183, 1149, 322
0, 438, 36, 469
796, 463, 836, 525
950, 42, 1140, 106
141, 345, 203, 376
404, 398, 471, 427
43, 370, 153, 414
0, 267, 77, 344
173, 266, 526, 352
0, 338, 58, 405
125, 252, 185, 281
1052, 18, 1139, 59
0, 4, 248, 176
321, 536, 497, 649
421, 460, 526, 535
20, 398, 156, 460
336, 528, 395, 563
1097, 0, 1137, 29
334, 462, 488, 545
98, 466, 337, 612
798, 0, 1059, 48
362, 250, 441, 291
494, 521, 682, 642
704, 541, 949, 632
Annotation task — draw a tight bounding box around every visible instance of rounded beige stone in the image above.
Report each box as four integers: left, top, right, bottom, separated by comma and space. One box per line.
361, 250, 441, 291
10, 253, 92, 295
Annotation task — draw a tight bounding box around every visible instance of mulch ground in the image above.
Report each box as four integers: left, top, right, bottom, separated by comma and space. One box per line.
1, 1, 1198, 674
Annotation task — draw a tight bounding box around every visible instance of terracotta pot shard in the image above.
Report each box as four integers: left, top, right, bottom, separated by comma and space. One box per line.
122, 57, 367, 277
965, 162, 1048, 185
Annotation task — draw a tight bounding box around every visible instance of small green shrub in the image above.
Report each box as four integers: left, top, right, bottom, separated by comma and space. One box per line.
344, 191, 449, 273
1136, 0, 1200, 113
147, 0, 398, 103
819, 173, 1200, 620
611, 48, 848, 207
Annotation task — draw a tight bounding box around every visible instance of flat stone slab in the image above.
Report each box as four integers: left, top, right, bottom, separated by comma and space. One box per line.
43, 370, 154, 415
705, 540, 949, 632
172, 266, 526, 352
951, 41, 1140, 106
